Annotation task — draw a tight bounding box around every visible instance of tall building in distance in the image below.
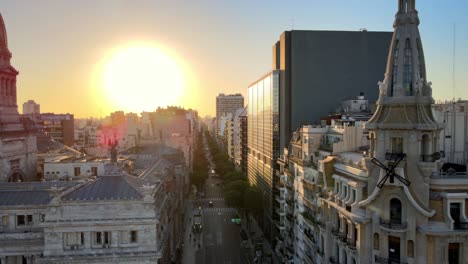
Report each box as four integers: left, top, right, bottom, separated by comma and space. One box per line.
40, 113, 75, 146
22, 99, 40, 116
248, 29, 393, 238
0, 13, 37, 182
216, 93, 244, 136
434, 100, 468, 165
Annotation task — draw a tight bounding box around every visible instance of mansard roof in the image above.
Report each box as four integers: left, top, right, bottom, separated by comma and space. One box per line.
0, 182, 79, 206
62, 165, 154, 201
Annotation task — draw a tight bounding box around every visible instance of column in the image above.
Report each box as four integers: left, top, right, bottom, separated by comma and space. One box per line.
25, 255, 32, 264
0, 256, 5, 264
84, 232, 92, 249
12, 79, 16, 106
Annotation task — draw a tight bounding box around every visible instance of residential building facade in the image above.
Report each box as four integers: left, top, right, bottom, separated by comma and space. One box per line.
277, 1, 468, 264
215, 93, 244, 136
434, 100, 468, 165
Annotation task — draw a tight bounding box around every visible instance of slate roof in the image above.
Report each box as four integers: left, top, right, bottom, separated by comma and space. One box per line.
0, 182, 79, 206
62, 165, 154, 201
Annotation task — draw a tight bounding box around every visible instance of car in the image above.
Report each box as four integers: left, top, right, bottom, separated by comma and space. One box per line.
208, 201, 214, 207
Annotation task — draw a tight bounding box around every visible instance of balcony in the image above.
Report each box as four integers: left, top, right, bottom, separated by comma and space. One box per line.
454, 222, 468, 230
420, 152, 441, 162
303, 252, 314, 264
276, 208, 286, 216
276, 220, 286, 230
375, 256, 408, 264
302, 212, 318, 227
286, 214, 294, 223
319, 143, 333, 152
385, 152, 406, 161
346, 239, 357, 252
276, 195, 286, 204
331, 229, 340, 237
276, 183, 286, 192
379, 218, 408, 232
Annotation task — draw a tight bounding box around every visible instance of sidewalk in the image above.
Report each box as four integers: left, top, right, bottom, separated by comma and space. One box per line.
181, 196, 199, 264
243, 215, 280, 264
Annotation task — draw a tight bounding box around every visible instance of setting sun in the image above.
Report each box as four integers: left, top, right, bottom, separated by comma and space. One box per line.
101, 44, 185, 113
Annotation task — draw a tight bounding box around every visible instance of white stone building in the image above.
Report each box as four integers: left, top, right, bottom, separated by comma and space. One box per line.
434, 100, 468, 165
0, 163, 184, 264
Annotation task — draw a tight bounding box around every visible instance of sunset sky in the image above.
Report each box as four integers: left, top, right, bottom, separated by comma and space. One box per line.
1, 0, 467, 118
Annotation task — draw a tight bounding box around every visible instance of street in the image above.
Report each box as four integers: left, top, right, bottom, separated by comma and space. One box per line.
182, 138, 252, 264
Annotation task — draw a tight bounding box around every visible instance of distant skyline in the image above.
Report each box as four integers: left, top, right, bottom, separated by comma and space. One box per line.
1, 0, 467, 118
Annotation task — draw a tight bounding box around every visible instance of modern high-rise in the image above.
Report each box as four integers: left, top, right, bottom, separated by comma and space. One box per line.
216, 93, 244, 135
248, 29, 393, 238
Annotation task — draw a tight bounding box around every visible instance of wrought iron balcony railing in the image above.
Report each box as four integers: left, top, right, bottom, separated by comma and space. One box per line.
379, 218, 408, 230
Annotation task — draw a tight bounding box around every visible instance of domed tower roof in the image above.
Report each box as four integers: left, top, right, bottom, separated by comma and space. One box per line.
366, 0, 440, 131
0, 12, 12, 63
0, 13, 7, 48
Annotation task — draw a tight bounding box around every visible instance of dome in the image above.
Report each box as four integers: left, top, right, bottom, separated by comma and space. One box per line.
0, 13, 7, 48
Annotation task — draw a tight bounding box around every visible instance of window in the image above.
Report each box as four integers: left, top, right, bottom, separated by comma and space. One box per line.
130, 231, 138, 243
373, 233, 380, 250
74, 167, 81, 176
390, 198, 402, 224
391, 137, 404, 154
1, 215, 8, 227
448, 243, 460, 264
91, 167, 98, 176
66, 232, 84, 246
450, 203, 462, 229
391, 40, 399, 95
94, 231, 110, 245
16, 215, 33, 226
403, 39, 413, 95
95, 232, 102, 244
407, 240, 414, 258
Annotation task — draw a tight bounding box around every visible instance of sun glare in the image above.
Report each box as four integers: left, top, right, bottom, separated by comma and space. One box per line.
101, 44, 185, 113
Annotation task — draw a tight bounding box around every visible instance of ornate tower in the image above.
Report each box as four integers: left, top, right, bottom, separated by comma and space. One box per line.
365, 0, 442, 193
0, 12, 20, 124
0, 13, 37, 182
360, 1, 446, 262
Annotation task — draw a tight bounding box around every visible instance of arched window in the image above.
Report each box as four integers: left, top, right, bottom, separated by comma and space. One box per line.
403, 39, 413, 95
407, 240, 414, 257
369, 133, 376, 158
391, 40, 399, 96
421, 134, 430, 160
390, 198, 402, 224
373, 233, 380, 250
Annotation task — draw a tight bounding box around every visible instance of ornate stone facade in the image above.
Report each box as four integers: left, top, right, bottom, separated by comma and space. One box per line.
278, 1, 468, 264
0, 13, 37, 182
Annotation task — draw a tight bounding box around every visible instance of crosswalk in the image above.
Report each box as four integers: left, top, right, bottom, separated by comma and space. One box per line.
200, 197, 224, 202
203, 207, 237, 214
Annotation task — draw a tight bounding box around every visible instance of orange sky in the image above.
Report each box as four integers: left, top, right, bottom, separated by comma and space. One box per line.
1, 0, 467, 118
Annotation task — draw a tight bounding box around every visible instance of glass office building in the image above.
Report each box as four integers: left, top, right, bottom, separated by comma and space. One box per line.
247, 70, 280, 237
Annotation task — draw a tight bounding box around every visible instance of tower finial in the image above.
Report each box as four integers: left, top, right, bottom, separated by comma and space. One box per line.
398, 0, 416, 13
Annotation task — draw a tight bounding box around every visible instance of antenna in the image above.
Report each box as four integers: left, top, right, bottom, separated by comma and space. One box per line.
452, 23, 456, 100
290, 18, 295, 30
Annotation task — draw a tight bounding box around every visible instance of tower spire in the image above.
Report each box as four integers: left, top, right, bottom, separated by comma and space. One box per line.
366, 0, 440, 131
